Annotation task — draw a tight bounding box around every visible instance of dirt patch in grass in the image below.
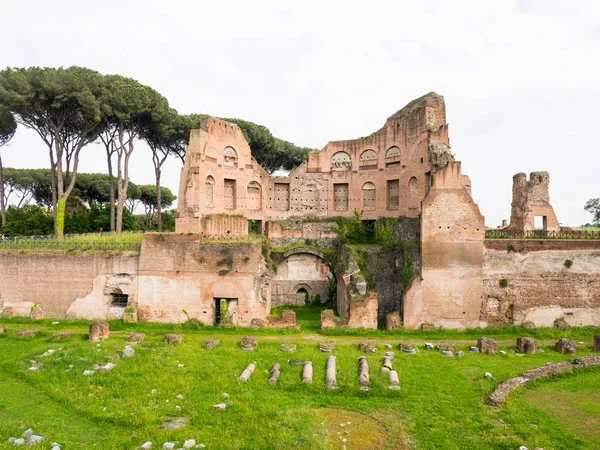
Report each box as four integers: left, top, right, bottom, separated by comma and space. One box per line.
524, 389, 600, 446
306, 408, 392, 450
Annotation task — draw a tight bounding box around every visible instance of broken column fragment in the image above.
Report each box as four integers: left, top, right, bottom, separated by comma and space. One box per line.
381, 356, 393, 374
389, 370, 400, 390
268, 363, 281, 385
326, 356, 337, 389
238, 363, 256, 382
358, 356, 369, 390
302, 362, 313, 383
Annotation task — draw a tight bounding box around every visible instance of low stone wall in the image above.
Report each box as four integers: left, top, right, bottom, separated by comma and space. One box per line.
0, 250, 139, 319
489, 355, 600, 407
482, 247, 600, 326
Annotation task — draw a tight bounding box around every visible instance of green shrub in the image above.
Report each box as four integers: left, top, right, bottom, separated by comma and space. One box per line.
218, 269, 230, 276
564, 258, 573, 268
499, 278, 508, 288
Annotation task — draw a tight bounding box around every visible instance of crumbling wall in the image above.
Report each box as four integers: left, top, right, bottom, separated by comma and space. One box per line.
270, 248, 331, 307
404, 161, 486, 329
136, 234, 271, 325
0, 251, 139, 318
507, 172, 560, 232
176, 117, 270, 233
482, 243, 600, 326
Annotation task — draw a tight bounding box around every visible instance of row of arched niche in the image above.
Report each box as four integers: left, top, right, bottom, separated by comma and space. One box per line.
349, 178, 419, 209
330, 147, 401, 171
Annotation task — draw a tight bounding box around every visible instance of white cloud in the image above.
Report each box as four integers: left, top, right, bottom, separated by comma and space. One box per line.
1, 0, 599, 225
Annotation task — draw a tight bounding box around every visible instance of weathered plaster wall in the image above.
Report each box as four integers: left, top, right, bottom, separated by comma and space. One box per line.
270, 250, 330, 307
136, 234, 270, 325
0, 251, 139, 318
404, 161, 486, 329
482, 246, 600, 326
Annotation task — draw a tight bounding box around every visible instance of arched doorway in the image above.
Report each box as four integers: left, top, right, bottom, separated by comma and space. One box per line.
295, 287, 309, 304
271, 247, 332, 308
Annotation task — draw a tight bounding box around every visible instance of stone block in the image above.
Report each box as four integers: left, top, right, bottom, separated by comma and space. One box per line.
421, 323, 436, 331
516, 337, 537, 354
241, 335, 258, 350
53, 331, 73, 341
386, 312, 401, 331
126, 333, 145, 343
320, 310, 336, 330
320, 342, 335, 353
203, 339, 220, 350
89, 320, 109, 342
17, 329, 38, 339
555, 338, 576, 354
522, 321, 536, 330
594, 335, 600, 352
250, 318, 266, 328
436, 343, 456, 353
164, 334, 182, 345
399, 342, 417, 354
359, 342, 377, 353
478, 337, 497, 355
554, 318, 570, 330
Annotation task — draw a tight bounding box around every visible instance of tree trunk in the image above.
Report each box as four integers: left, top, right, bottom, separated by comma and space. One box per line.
49, 148, 58, 238
106, 147, 115, 232
0, 154, 5, 225
115, 122, 134, 235
155, 168, 162, 232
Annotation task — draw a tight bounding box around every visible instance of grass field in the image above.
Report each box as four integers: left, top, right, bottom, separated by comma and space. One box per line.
0, 316, 599, 449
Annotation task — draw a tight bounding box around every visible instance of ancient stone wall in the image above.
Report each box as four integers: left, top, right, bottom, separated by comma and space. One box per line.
176, 117, 270, 233
270, 248, 331, 308
0, 251, 139, 318
482, 245, 600, 326
299, 92, 451, 221
404, 161, 486, 329
507, 172, 560, 232
136, 234, 270, 325
176, 93, 454, 231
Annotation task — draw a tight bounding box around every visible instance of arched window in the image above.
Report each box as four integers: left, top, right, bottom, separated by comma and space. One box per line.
385, 146, 401, 167
223, 146, 237, 166
359, 149, 377, 169
330, 151, 351, 171
362, 182, 376, 208
205, 176, 215, 205
247, 181, 261, 209
409, 177, 418, 199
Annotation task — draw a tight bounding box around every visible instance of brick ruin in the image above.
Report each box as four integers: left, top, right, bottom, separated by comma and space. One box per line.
1, 92, 599, 329
506, 171, 560, 232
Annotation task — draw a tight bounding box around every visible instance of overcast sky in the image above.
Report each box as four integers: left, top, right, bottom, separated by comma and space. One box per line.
2, 0, 598, 226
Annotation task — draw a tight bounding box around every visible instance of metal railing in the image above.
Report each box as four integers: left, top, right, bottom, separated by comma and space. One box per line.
0, 240, 141, 251
485, 229, 600, 239
0, 232, 142, 251
0, 232, 143, 242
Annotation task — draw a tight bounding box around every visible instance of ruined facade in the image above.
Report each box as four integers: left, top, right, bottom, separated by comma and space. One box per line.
1, 93, 599, 329
176, 92, 460, 229
507, 172, 560, 232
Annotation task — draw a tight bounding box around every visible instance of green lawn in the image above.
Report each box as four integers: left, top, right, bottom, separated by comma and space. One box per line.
0, 320, 599, 449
